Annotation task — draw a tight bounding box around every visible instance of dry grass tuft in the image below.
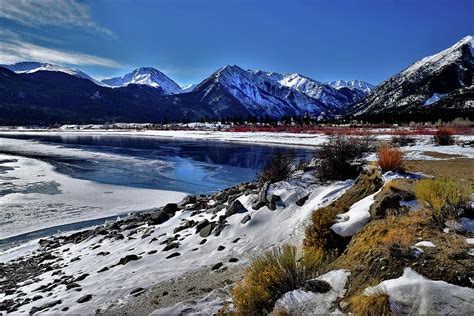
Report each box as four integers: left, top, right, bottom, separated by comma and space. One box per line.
232, 245, 327, 315
350, 286, 392, 316
377, 144, 405, 172
414, 177, 472, 223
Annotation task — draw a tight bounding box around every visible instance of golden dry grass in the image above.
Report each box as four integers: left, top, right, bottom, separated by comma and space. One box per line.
232, 245, 327, 315
350, 286, 392, 316
414, 178, 472, 223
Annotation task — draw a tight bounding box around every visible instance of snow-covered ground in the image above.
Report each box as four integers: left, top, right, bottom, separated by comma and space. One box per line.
0, 129, 472, 153
0, 174, 352, 314
0, 153, 185, 240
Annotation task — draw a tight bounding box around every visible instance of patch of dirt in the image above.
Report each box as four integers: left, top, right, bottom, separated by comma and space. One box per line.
421, 151, 465, 159
98, 264, 244, 316
404, 158, 474, 183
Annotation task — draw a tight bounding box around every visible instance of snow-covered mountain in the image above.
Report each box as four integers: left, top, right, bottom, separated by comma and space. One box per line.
193, 65, 330, 118
253, 71, 373, 110
1, 61, 105, 86
101, 67, 183, 95
353, 35, 473, 119
328, 80, 374, 94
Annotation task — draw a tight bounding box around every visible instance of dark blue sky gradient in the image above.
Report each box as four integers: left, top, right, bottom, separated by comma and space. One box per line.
1, 0, 472, 86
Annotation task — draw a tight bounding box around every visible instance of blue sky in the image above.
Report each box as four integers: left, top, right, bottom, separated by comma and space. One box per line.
0, 0, 472, 86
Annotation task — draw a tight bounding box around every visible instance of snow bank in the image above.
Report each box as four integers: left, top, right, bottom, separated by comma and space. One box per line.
366, 268, 474, 314
274, 269, 350, 314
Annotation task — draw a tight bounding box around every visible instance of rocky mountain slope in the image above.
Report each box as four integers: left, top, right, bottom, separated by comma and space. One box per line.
353, 35, 473, 121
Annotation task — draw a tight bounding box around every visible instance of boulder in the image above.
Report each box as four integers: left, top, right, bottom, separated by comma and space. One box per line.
213, 223, 227, 236
225, 200, 248, 217
252, 182, 270, 210
163, 203, 178, 214
148, 210, 170, 225
304, 279, 331, 293
118, 255, 140, 265
195, 219, 210, 233
199, 223, 215, 238
370, 188, 413, 219
296, 194, 310, 206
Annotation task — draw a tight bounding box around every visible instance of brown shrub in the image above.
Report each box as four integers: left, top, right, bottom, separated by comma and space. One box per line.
391, 133, 416, 146
258, 150, 296, 183
316, 135, 373, 181
377, 145, 404, 173
433, 127, 455, 145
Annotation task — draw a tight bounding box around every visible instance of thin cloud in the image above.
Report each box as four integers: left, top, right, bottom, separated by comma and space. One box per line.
0, 0, 115, 37
0, 31, 120, 67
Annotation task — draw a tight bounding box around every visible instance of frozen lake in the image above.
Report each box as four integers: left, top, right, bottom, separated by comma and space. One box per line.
0, 134, 314, 246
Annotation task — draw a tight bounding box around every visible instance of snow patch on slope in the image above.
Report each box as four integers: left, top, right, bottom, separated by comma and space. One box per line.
366, 268, 474, 314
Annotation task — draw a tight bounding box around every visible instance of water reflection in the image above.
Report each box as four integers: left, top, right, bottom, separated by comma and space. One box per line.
0, 134, 315, 194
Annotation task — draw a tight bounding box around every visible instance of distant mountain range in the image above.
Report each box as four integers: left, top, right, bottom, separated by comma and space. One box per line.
0, 35, 472, 125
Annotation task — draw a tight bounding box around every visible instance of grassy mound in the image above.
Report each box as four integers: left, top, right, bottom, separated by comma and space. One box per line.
303, 171, 383, 252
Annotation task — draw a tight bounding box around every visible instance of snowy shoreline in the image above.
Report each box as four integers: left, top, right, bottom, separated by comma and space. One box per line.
0, 152, 186, 242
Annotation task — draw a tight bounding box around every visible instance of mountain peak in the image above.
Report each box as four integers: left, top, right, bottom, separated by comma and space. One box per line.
101, 67, 182, 94
1, 61, 104, 86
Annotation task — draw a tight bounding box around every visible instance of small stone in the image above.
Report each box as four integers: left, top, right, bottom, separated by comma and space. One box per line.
162, 291, 169, 296
148, 250, 157, 255
166, 252, 181, 259
97, 267, 109, 273
32, 295, 43, 301
130, 287, 145, 296
77, 294, 92, 303
66, 283, 81, 290
199, 239, 207, 245
232, 238, 240, 243
229, 257, 239, 263
118, 255, 140, 265
96, 251, 110, 256
217, 245, 225, 251
240, 214, 251, 224
211, 262, 223, 270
